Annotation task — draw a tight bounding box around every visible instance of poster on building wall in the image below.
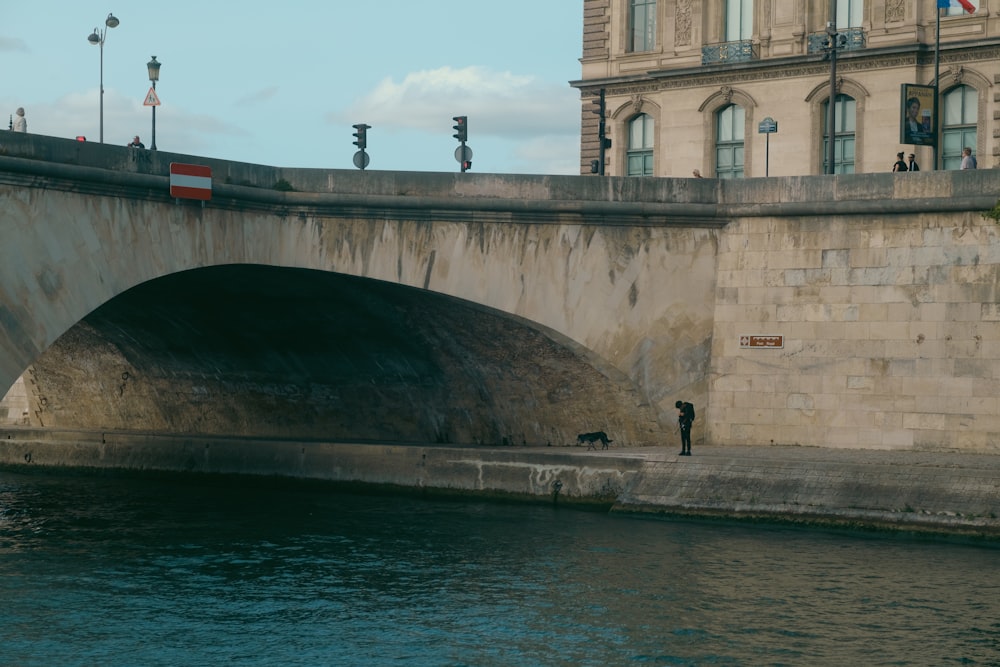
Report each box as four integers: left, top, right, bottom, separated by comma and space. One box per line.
900, 84, 936, 147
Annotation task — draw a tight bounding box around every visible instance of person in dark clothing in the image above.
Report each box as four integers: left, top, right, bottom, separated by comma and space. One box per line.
675, 400, 694, 456
892, 152, 908, 172
908, 154, 920, 171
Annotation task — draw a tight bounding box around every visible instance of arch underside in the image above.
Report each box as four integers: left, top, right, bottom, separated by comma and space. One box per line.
21, 265, 665, 447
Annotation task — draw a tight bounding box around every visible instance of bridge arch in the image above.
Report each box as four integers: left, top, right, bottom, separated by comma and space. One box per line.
1, 152, 718, 446
27, 264, 667, 446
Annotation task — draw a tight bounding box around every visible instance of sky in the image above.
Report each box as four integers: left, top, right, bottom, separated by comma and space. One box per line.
2, 2, 584, 175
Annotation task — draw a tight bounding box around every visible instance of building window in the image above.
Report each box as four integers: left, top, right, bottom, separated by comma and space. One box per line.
942, 85, 977, 170
821, 94, 856, 174
725, 0, 753, 41
715, 104, 745, 178
627, 114, 655, 176
628, 0, 657, 52
705, 0, 756, 63
945, 0, 977, 16
837, 0, 863, 28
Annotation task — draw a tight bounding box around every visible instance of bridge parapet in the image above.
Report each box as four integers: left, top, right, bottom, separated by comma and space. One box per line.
4, 132, 994, 217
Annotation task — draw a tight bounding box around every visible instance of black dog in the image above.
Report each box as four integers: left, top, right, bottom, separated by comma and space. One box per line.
577, 431, 612, 450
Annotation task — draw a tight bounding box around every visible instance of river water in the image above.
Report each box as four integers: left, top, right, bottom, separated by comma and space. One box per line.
1, 468, 998, 666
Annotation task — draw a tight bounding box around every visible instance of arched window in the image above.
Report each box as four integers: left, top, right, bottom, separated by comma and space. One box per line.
715, 104, 745, 178
627, 114, 655, 176
942, 85, 977, 170
628, 0, 657, 52
821, 94, 856, 174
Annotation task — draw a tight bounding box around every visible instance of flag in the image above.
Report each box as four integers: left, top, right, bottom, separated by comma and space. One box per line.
938, 0, 976, 12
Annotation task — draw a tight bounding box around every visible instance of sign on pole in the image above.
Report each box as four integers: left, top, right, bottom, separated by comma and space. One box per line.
143, 87, 161, 107
757, 117, 778, 177
169, 163, 212, 201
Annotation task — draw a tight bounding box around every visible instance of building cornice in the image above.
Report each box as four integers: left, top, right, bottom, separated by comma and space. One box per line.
571, 39, 1000, 94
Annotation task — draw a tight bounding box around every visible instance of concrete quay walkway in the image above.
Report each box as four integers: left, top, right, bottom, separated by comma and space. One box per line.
0, 428, 998, 538
595, 444, 1000, 539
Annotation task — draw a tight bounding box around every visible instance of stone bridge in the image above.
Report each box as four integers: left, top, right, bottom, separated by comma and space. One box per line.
3, 133, 999, 453
0, 134, 721, 447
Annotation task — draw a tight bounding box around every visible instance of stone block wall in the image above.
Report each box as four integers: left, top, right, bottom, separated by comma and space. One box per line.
709, 208, 1000, 452
0, 376, 28, 424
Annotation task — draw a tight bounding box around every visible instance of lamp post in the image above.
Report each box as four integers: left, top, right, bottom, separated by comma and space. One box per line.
825, 18, 838, 175
87, 12, 120, 144
823, 4, 847, 175
147, 56, 161, 150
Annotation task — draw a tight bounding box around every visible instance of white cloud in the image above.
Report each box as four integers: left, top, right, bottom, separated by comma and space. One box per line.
235, 86, 280, 107
13, 89, 247, 149
0, 37, 28, 53
511, 135, 582, 176
331, 66, 580, 139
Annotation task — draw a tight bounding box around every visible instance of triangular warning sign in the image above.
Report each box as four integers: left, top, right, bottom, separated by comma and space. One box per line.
143, 87, 161, 107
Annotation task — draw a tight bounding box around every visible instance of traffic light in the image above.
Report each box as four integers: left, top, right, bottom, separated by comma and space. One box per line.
452, 116, 468, 143
352, 123, 370, 150
591, 90, 606, 120
592, 89, 608, 176
462, 160, 472, 172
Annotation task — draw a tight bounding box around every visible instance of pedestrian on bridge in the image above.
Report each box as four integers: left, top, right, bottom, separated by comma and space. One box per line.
961, 147, 977, 170
12, 107, 26, 133
127, 135, 145, 149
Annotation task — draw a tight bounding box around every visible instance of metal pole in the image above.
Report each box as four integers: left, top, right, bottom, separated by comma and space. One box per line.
826, 3, 838, 175
151, 81, 157, 150
933, 6, 941, 170
766, 132, 770, 177
89, 14, 118, 144
597, 88, 606, 176
99, 38, 105, 143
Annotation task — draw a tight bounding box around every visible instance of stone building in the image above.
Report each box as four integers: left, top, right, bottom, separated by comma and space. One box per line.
572, 0, 999, 177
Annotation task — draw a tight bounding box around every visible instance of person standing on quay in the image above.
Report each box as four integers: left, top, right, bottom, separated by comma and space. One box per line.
675, 400, 695, 456
12, 107, 26, 132
908, 154, 919, 171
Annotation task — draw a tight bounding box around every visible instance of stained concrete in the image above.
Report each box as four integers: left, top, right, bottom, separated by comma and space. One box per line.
2, 429, 997, 538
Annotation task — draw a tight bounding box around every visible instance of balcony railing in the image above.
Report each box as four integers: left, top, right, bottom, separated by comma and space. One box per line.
701, 39, 758, 65
806, 27, 866, 54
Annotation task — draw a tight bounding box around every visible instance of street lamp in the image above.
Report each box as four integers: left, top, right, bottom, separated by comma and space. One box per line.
88, 12, 120, 144
147, 56, 161, 150
823, 14, 847, 175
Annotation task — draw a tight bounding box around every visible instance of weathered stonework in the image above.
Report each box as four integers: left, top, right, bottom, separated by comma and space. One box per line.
711, 205, 1000, 452
0, 136, 719, 448
2, 135, 999, 454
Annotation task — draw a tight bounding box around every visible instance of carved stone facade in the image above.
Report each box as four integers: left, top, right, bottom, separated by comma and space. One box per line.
573, 0, 1000, 176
